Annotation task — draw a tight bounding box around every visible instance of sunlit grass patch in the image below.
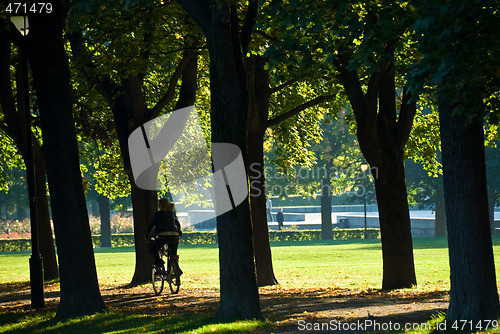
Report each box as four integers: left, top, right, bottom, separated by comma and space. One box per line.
2, 237, 500, 291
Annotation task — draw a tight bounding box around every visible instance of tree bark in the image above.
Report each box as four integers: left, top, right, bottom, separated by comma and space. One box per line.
98, 195, 111, 248
374, 157, 416, 289
246, 55, 278, 287
91, 200, 100, 217
336, 49, 417, 290
321, 171, 333, 240
440, 103, 500, 322
177, 0, 262, 319
209, 11, 262, 320
34, 142, 59, 280
129, 183, 157, 284
248, 131, 278, 286
26, 2, 105, 317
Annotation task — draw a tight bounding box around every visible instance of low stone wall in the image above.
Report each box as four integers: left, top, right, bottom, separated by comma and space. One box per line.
274, 205, 379, 214
337, 215, 436, 237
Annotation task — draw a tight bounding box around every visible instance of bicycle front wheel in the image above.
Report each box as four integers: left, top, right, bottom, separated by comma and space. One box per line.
152, 267, 164, 295
168, 260, 181, 294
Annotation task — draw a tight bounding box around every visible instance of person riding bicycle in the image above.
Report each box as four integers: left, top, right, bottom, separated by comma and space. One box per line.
144, 198, 182, 274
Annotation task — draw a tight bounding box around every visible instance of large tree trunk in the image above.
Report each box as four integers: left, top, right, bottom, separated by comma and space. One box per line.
321, 169, 333, 240
248, 131, 278, 286
440, 103, 500, 322
27, 2, 105, 317
107, 85, 156, 285
0, 30, 58, 280
186, 3, 262, 319
434, 182, 447, 237
374, 157, 416, 290
98, 195, 111, 248
337, 48, 417, 290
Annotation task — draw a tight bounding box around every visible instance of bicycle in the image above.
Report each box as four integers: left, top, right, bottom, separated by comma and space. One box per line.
152, 244, 182, 295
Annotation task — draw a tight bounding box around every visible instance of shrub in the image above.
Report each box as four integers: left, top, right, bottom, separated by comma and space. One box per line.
0, 219, 31, 235
88, 213, 134, 234
0, 238, 31, 252
268, 228, 380, 242
0, 229, 380, 251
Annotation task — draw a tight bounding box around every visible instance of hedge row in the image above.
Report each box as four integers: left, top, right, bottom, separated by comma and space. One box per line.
269, 228, 380, 242
0, 229, 380, 252
0, 238, 31, 252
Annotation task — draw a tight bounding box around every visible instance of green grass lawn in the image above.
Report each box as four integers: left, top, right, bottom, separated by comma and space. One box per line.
2, 237, 500, 333
2, 236, 499, 291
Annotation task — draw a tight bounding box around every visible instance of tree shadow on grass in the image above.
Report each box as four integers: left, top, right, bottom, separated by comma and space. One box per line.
0, 311, 271, 334
259, 288, 448, 333
0, 310, 207, 334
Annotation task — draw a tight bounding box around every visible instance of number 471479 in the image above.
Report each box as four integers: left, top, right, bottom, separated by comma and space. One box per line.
6, 3, 53, 14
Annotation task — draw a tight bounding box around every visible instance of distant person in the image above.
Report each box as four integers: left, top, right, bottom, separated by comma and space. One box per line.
277, 208, 284, 230
144, 198, 182, 273
267, 197, 273, 222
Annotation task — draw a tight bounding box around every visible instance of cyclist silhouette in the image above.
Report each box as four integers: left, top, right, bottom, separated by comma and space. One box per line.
144, 198, 182, 273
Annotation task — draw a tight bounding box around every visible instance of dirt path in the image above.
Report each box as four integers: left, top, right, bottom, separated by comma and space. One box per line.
0, 283, 448, 333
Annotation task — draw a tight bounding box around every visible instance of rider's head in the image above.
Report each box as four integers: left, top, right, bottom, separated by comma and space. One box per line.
158, 198, 174, 212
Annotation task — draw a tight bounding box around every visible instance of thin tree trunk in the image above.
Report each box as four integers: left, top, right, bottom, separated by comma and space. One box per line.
34, 143, 59, 280
16, 206, 27, 220
98, 195, 111, 248
374, 157, 416, 290
91, 200, 100, 217
321, 169, 333, 240
246, 55, 277, 287
434, 182, 447, 237
440, 102, 500, 322
248, 131, 278, 286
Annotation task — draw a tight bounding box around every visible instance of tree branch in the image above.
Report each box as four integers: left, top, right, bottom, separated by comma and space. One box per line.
396, 86, 417, 148
67, 30, 117, 104
269, 74, 310, 95
266, 95, 333, 128
254, 29, 278, 42
0, 29, 26, 149
241, 0, 258, 55
146, 48, 196, 120
334, 53, 367, 123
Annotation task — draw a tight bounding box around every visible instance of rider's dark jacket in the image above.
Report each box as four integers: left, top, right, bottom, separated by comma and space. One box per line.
144, 211, 181, 237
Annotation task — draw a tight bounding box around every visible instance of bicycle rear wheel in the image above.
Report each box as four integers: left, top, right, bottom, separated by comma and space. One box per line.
168, 260, 181, 294
152, 267, 164, 295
